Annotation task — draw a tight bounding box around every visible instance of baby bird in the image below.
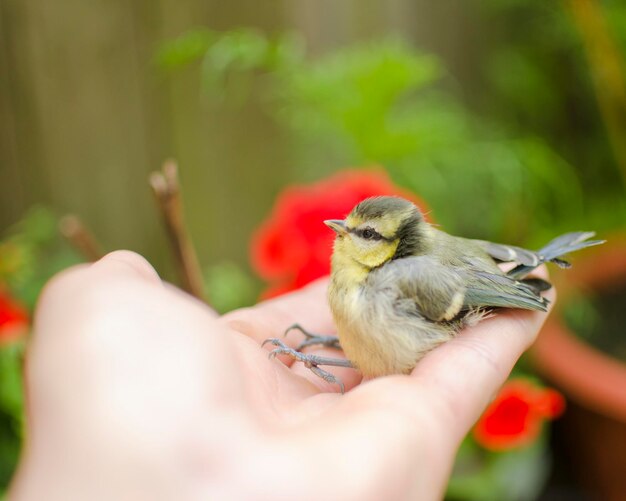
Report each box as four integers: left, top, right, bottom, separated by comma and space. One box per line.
263, 196, 603, 389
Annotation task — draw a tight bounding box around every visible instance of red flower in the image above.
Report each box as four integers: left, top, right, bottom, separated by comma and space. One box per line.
0, 287, 29, 345
473, 379, 565, 451
251, 169, 428, 298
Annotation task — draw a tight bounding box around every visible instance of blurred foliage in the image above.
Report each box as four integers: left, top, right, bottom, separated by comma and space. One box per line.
157, 10, 626, 248
0, 208, 81, 492
156, 29, 216, 70
276, 40, 444, 162
203, 261, 258, 313
478, 1, 625, 193
0, 344, 24, 427
0, 342, 23, 490
268, 39, 588, 244
157, 28, 303, 105
563, 283, 626, 362
448, 435, 549, 501
562, 292, 602, 344
0, 207, 81, 309
446, 373, 562, 500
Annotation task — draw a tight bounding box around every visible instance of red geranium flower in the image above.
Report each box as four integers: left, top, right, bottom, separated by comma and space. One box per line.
473, 379, 565, 451
251, 168, 428, 298
0, 287, 29, 345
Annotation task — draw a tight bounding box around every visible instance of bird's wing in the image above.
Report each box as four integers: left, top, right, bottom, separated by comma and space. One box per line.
370, 256, 466, 322
371, 256, 549, 323
460, 269, 549, 311
474, 239, 540, 266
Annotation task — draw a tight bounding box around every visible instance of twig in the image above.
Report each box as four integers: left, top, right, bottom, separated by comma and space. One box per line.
59, 214, 104, 262
566, 0, 626, 189
149, 160, 206, 301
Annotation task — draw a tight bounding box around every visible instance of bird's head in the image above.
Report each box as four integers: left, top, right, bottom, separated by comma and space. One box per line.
325, 196, 427, 270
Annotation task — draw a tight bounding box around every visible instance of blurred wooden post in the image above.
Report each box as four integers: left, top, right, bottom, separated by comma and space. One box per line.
59, 214, 104, 262
150, 160, 206, 301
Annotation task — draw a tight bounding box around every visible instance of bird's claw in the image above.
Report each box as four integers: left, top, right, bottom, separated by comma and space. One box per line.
310, 366, 345, 394
283, 323, 341, 351
262, 337, 346, 393
284, 323, 306, 337
263, 338, 306, 362
297, 335, 341, 351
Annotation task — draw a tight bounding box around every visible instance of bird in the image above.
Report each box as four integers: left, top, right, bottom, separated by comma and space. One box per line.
262, 196, 604, 391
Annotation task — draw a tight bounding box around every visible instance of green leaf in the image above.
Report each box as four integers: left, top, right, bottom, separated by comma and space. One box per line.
155, 28, 215, 70
280, 39, 443, 162
0, 343, 24, 424
203, 261, 258, 314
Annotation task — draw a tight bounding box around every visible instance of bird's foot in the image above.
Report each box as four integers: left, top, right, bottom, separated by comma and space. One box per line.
261, 337, 351, 393
284, 323, 342, 351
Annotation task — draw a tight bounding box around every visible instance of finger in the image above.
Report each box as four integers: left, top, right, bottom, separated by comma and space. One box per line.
93, 250, 224, 316
289, 348, 362, 393
284, 397, 450, 501
223, 278, 361, 392
414, 298, 554, 437
220, 278, 335, 354
33, 250, 161, 342
19, 251, 241, 499
28, 250, 235, 448
30, 251, 222, 403
406, 271, 556, 443
91, 250, 163, 284
35, 250, 164, 315
333, 305, 553, 496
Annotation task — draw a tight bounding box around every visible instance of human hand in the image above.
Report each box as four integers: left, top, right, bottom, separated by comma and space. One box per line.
10, 251, 554, 501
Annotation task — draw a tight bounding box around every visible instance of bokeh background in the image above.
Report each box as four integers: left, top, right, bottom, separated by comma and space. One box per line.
2, 0, 626, 499
3, 0, 625, 276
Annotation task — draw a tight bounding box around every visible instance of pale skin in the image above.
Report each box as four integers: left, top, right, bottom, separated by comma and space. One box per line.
9, 251, 554, 501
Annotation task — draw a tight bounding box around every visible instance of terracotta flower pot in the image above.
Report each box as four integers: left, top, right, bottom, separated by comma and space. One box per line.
530, 233, 626, 500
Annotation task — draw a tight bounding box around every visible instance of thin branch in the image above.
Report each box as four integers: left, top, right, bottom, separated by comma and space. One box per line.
149, 160, 206, 301
59, 214, 104, 262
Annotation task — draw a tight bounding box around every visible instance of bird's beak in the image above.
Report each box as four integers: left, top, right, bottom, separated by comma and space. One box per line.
324, 219, 347, 234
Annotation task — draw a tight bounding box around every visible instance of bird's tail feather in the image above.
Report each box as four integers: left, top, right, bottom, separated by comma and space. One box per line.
508, 231, 605, 279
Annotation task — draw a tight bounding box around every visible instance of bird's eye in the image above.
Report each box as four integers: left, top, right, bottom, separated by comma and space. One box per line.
361, 228, 377, 240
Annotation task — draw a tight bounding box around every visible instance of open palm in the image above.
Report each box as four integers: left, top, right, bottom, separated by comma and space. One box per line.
11, 251, 553, 501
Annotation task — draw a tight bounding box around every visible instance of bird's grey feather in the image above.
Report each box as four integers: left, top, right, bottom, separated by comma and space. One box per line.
370, 255, 548, 321
520, 277, 552, 294
369, 256, 465, 322
508, 231, 605, 279
331, 257, 460, 376
460, 270, 549, 311
479, 241, 540, 266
